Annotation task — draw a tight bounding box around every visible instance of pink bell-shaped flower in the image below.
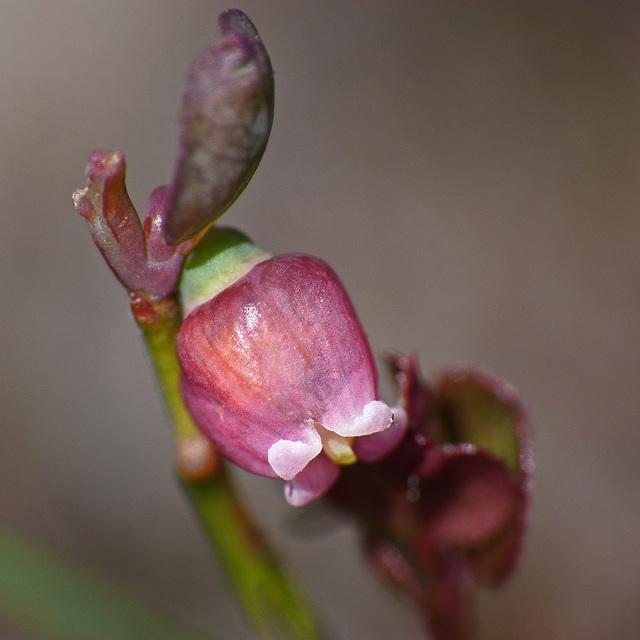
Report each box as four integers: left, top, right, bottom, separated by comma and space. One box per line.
177, 228, 405, 505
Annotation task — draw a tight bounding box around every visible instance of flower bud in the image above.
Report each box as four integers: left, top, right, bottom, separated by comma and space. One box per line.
177, 229, 405, 505
164, 10, 275, 245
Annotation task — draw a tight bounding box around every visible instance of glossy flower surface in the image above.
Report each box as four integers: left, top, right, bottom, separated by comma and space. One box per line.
178, 249, 404, 505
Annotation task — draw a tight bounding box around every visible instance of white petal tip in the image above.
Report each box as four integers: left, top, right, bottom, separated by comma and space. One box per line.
353, 406, 409, 462
283, 454, 340, 506
330, 400, 394, 438
268, 437, 322, 481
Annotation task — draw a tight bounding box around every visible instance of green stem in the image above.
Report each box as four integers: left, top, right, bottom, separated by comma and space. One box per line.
132, 293, 324, 640
183, 475, 323, 640
132, 295, 200, 444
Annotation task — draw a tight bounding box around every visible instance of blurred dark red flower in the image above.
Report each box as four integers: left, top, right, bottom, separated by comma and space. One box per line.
329, 353, 533, 640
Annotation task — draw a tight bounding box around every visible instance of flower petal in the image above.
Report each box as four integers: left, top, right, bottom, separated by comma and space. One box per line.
181, 375, 277, 478
353, 407, 408, 462
415, 448, 520, 549
326, 400, 393, 438
268, 430, 322, 480
284, 454, 340, 507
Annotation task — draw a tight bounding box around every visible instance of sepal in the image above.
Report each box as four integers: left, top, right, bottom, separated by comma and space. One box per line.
179, 226, 270, 316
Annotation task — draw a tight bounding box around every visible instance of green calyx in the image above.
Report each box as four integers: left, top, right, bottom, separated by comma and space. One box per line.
179, 227, 270, 316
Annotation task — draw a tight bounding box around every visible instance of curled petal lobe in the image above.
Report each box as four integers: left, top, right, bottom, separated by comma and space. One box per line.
284, 454, 340, 507
268, 432, 323, 481
353, 407, 408, 463
325, 400, 393, 438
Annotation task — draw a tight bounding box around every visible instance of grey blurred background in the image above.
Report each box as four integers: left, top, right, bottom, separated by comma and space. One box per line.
1, 1, 639, 639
